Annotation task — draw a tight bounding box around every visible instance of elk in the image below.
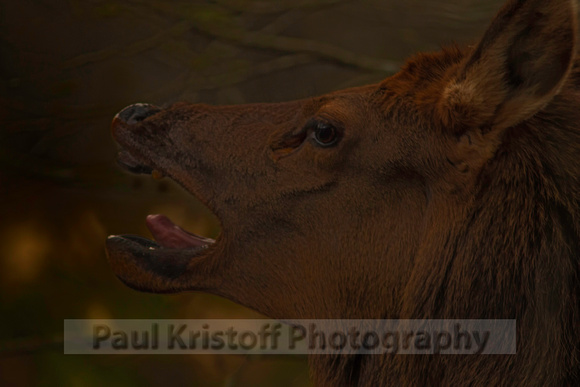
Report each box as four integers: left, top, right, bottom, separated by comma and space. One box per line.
106, 0, 580, 385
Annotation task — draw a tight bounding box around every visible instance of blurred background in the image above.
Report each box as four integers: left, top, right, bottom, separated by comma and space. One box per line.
0, 0, 511, 385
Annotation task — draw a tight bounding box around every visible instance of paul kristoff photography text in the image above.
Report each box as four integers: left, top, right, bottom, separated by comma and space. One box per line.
64, 319, 516, 355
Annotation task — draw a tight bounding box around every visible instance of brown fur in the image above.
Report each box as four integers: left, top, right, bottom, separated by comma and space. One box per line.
107, 0, 580, 385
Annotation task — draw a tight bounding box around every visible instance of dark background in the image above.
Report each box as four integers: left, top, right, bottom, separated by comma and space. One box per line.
1, 0, 515, 385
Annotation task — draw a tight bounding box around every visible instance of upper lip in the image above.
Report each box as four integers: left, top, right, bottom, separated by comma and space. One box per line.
117, 148, 154, 175
111, 114, 159, 174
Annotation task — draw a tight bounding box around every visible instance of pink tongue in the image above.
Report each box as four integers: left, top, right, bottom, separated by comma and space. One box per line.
146, 214, 214, 249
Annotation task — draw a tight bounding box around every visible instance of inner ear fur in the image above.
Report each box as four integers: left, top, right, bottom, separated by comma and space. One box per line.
439, 0, 577, 137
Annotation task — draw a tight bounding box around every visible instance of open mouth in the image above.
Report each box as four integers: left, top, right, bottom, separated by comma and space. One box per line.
106, 107, 219, 291
108, 148, 216, 255
115, 148, 216, 249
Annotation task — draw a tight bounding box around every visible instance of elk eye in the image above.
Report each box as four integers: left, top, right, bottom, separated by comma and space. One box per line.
313, 122, 339, 147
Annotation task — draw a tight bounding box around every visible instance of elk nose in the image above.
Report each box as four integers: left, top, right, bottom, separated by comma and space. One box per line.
115, 103, 161, 125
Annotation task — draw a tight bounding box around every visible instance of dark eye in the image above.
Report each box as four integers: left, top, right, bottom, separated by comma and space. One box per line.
313, 122, 339, 147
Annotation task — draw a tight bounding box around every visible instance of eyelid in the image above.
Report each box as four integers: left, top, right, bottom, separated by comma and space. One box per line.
303, 118, 321, 132
304, 117, 341, 132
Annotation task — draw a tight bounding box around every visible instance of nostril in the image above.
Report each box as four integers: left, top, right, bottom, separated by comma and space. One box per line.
116, 103, 161, 125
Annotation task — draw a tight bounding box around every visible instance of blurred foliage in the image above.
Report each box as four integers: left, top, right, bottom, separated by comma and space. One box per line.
0, 0, 522, 385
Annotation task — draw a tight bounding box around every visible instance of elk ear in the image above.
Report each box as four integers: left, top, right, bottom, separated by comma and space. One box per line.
440, 0, 577, 133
